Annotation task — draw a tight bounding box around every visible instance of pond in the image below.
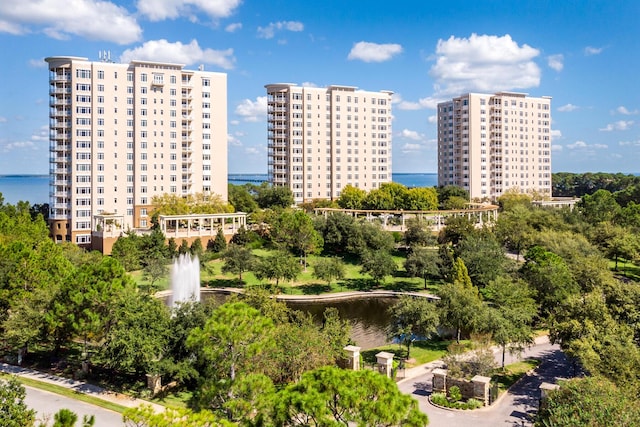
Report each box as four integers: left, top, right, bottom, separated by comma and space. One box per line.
200, 291, 398, 350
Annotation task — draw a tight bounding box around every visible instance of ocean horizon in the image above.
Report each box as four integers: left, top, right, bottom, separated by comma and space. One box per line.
0, 173, 438, 205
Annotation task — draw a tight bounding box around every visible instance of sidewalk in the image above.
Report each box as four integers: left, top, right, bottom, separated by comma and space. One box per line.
0, 362, 165, 413
397, 334, 551, 384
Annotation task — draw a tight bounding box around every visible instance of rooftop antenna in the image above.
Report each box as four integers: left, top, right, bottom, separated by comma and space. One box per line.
198, 64, 204, 71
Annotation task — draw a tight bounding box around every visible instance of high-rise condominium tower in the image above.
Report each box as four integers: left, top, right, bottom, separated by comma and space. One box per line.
46, 56, 227, 247
265, 84, 393, 204
437, 92, 552, 201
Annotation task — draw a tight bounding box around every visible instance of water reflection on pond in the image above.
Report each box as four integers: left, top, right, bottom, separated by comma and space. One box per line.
202, 292, 398, 350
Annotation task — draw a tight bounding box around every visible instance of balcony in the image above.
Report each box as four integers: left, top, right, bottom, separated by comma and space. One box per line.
51, 73, 71, 82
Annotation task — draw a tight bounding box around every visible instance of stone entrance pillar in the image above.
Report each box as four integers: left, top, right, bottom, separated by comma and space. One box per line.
471, 375, 491, 406
432, 368, 447, 393
375, 351, 394, 378
343, 345, 361, 371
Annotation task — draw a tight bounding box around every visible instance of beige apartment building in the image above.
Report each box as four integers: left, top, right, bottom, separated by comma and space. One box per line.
46, 56, 227, 248
437, 92, 552, 201
265, 84, 393, 204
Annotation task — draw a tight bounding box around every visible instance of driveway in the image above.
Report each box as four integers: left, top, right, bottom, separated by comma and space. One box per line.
25, 386, 124, 427
398, 337, 574, 426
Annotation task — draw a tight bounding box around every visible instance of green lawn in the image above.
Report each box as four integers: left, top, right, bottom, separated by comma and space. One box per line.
361, 339, 470, 368
609, 259, 640, 281
491, 358, 541, 393
133, 249, 444, 296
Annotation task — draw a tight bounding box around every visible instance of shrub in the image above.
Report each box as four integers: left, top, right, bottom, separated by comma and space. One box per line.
448, 385, 462, 402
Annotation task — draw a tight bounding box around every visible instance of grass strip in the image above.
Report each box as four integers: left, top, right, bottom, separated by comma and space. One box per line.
1, 372, 130, 414
492, 358, 541, 393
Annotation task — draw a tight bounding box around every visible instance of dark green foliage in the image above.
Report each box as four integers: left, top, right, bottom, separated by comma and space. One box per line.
455, 233, 506, 288
274, 366, 429, 427
360, 249, 397, 284
208, 228, 227, 253
312, 257, 345, 285
253, 252, 302, 285
437, 215, 476, 245
388, 296, 439, 359
228, 183, 259, 213
536, 377, 640, 427
221, 244, 254, 281
229, 225, 258, 247
403, 217, 436, 248
190, 237, 204, 258
178, 239, 190, 255
0, 377, 35, 427
520, 246, 578, 317
254, 182, 294, 209
437, 185, 469, 208
552, 172, 640, 198
99, 291, 170, 375
404, 247, 440, 289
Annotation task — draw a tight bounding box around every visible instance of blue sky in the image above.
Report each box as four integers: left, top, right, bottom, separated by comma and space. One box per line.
0, 0, 639, 175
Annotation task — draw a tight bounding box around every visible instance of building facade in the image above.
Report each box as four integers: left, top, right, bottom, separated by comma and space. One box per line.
46, 56, 227, 247
265, 84, 393, 204
437, 92, 552, 201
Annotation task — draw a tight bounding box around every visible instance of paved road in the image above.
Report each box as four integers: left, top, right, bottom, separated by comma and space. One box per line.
398, 337, 574, 427
25, 386, 124, 427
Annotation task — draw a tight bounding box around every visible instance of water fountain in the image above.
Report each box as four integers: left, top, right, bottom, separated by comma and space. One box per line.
170, 253, 201, 307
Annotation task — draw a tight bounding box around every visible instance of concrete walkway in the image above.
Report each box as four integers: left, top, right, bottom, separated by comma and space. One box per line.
0, 363, 164, 413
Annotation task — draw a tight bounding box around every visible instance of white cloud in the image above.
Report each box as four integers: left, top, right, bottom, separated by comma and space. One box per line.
227, 133, 242, 146
619, 140, 640, 146
0, 0, 141, 44
257, 21, 303, 39
225, 22, 242, 32
584, 46, 604, 56
400, 129, 422, 141
547, 54, 564, 71
550, 129, 563, 139
28, 58, 47, 68
245, 147, 261, 155
347, 41, 403, 63
235, 96, 267, 122
401, 143, 422, 153
120, 39, 235, 69
551, 144, 563, 151
428, 115, 437, 124
301, 82, 318, 88
1, 125, 48, 152
599, 120, 634, 131
137, 0, 242, 22
616, 106, 639, 115
567, 140, 608, 150
230, 120, 240, 126
430, 33, 540, 96
557, 103, 578, 112
2, 140, 35, 152
392, 94, 443, 111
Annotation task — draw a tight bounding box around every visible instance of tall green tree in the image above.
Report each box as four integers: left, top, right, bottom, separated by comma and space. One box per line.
388, 296, 439, 359
404, 247, 439, 289
403, 218, 435, 248
187, 302, 275, 413
535, 377, 640, 427
270, 210, 323, 268
0, 377, 35, 427
99, 292, 170, 375
455, 233, 506, 288
274, 366, 428, 427
337, 184, 366, 209
228, 183, 259, 213
221, 244, 254, 281
253, 252, 302, 286
312, 257, 345, 285
520, 246, 579, 317
438, 259, 484, 343
482, 276, 538, 368
361, 250, 397, 284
